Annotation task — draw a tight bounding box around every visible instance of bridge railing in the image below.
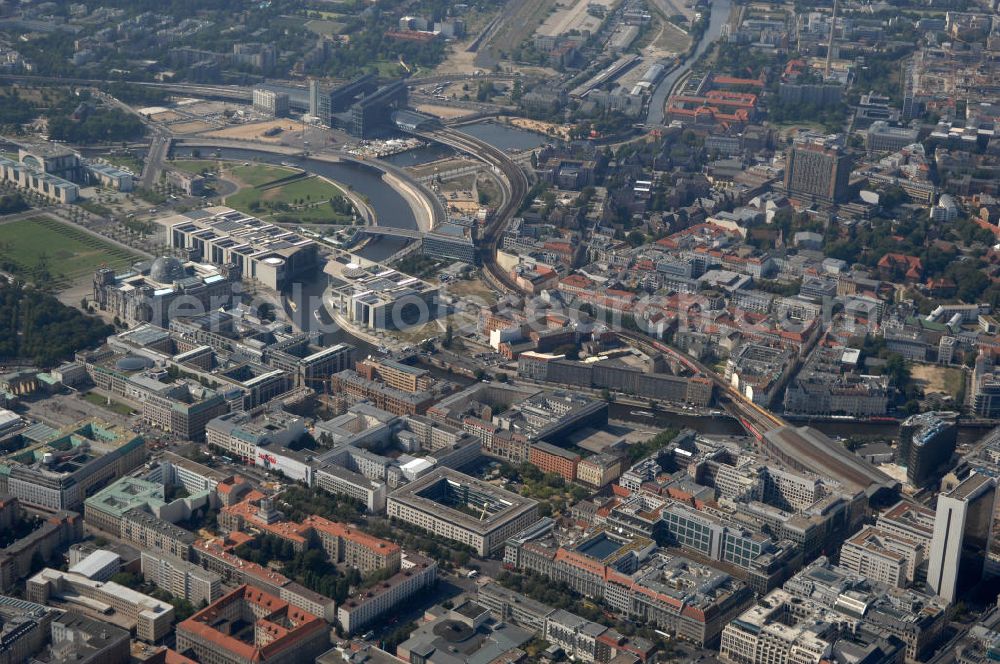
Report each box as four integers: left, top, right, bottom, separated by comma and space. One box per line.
359, 227, 424, 239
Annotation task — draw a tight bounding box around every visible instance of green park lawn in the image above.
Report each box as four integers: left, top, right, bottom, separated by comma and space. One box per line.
372, 59, 410, 77
228, 163, 300, 187
82, 391, 136, 415
305, 18, 345, 36
226, 175, 356, 224
0, 217, 139, 288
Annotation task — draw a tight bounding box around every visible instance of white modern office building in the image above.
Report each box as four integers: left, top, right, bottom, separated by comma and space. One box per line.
167, 206, 319, 290
927, 472, 996, 602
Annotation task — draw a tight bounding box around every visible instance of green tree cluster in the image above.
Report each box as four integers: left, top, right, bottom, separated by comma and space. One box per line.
553, 343, 580, 360
627, 428, 680, 463
769, 97, 848, 132
852, 47, 915, 103
0, 511, 42, 547
383, 621, 418, 652
280, 485, 364, 523
237, 533, 359, 602
713, 43, 774, 79
102, 83, 169, 106
0, 91, 40, 129
443, 323, 454, 349
305, 10, 446, 79
754, 279, 802, 297
476, 81, 495, 102
0, 282, 113, 366
394, 254, 440, 278
821, 214, 1000, 304
48, 109, 146, 144
0, 194, 29, 215
12, 34, 74, 76
366, 518, 473, 568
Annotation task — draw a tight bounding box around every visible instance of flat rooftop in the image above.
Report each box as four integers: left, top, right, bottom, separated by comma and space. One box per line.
563, 425, 630, 454
948, 472, 994, 502
369, 357, 427, 376
1, 420, 142, 476
20, 143, 76, 158
85, 477, 165, 519
68, 550, 121, 579
389, 468, 538, 534
574, 532, 623, 560
158, 451, 230, 482
339, 553, 435, 614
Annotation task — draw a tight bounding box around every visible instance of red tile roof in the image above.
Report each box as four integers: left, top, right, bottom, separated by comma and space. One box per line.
178, 585, 325, 663
223, 496, 398, 555
302, 515, 400, 556
560, 274, 593, 288
164, 649, 199, 664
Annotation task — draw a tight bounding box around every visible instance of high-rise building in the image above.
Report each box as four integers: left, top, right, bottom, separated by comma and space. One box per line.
927, 472, 996, 602
308, 79, 322, 120
972, 355, 1000, 418
231, 43, 276, 70
898, 412, 957, 487
349, 80, 408, 138
308, 74, 378, 127
783, 135, 853, 203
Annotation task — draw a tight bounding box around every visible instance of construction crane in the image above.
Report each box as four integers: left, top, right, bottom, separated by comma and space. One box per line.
299, 374, 335, 396
297, 375, 342, 419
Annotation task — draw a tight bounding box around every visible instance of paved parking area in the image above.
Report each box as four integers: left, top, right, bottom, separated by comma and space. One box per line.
23, 391, 134, 429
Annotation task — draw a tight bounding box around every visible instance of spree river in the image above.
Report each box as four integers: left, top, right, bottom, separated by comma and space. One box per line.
646, 0, 734, 125
455, 121, 553, 151
171, 146, 416, 262
171, 146, 995, 447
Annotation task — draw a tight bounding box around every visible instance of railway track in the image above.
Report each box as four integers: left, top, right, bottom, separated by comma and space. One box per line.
415, 128, 527, 296
615, 329, 786, 436
416, 125, 784, 437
